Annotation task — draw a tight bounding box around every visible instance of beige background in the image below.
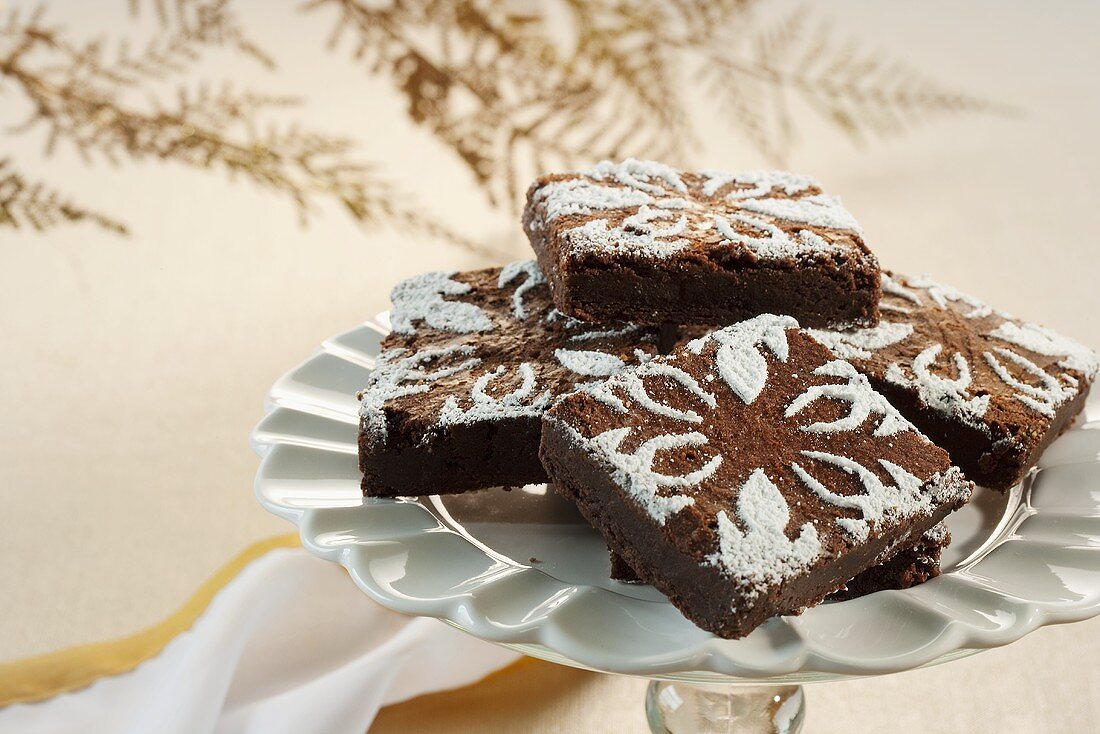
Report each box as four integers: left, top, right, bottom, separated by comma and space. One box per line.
3, 0, 1100, 731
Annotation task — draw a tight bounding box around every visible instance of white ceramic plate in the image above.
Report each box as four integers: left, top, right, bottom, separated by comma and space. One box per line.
253, 315, 1100, 681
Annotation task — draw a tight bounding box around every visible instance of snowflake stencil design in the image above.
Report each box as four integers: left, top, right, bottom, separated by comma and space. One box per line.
825, 273, 1098, 426
567, 315, 951, 587
362, 261, 660, 448
528, 159, 865, 263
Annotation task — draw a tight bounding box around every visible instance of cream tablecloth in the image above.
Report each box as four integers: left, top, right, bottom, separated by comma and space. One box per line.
3, 0, 1100, 730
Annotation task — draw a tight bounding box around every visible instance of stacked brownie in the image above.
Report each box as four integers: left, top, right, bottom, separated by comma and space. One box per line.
358, 261, 661, 495
358, 159, 1096, 639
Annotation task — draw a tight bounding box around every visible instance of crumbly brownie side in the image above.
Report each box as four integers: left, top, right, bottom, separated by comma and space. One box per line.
523, 160, 881, 328
830, 522, 949, 600
541, 315, 971, 638
358, 261, 660, 496
608, 548, 642, 583
608, 521, 950, 598
809, 273, 1097, 490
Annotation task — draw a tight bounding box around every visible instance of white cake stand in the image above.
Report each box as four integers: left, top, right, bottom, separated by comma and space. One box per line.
252, 316, 1100, 733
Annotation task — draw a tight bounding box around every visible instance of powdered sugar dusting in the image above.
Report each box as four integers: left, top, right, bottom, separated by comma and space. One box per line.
567, 217, 692, 258
363, 262, 657, 461
688, 314, 798, 404
585, 158, 687, 195
903, 275, 991, 319
983, 348, 1075, 417
498, 260, 546, 320
437, 363, 552, 428
554, 348, 626, 377
714, 213, 846, 260
787, 360, 915, 437
575, 425, 721, 524
881, 273, 922, 312
390, 272, 494, 334
567, 324, 643, 342
359, 345, 481, 445
884, 344, 991, 428
813, 272, 1096, 429
736, 194, 861, 233
807, 322, 914, 360
547, 311, 971, 607
533, 177, 656, 222
792, 452, 939, 542
614, 362, 718, 423
923, 521, 949, 545
989, 321, 1099, 378
700, 169, 819, 199
528, 159, 866, 264
706, 470, 821, 600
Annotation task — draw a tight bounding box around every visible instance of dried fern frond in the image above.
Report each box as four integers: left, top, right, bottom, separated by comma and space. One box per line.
1, 5, 481, 251
308, 0, 702, 212
0, 157, 128, 233
700, 8, 999, 156
308, 0, 997, 208
127, 0, 274, 72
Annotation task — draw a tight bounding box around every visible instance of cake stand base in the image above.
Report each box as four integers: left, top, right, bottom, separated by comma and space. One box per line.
645, 680, 805, 733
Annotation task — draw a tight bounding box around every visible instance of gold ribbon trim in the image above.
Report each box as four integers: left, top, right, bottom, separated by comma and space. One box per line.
0, 533, 301, 707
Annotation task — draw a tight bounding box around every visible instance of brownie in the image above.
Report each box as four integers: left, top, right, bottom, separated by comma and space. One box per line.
358, 260, 660, 496
609, 522, 950, 600
809, 273, 1098, 490
830, 522, 948, 600
608, 548, 642, 584
522, 159, 881, 329
540, 314, 972, 638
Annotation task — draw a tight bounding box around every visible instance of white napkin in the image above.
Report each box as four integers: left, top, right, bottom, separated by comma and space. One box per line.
0, 548, 520, 734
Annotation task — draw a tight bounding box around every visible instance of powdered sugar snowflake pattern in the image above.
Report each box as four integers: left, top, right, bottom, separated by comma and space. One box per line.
791, 453, 960, 542
437, 363, 553, 428
548, 315, 968, 605
787, 360, 915, 437
575, 426, 721, 524
815, 272, 1096, 428
527, 159, 866, 263
687, 314, 797, 404
389, 272, 495, 334
362, 261, 658, 451
359, 344, 481, 444
707, 470, 821, 599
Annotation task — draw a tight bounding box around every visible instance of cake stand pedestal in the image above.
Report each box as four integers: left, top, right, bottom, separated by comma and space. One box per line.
645, 680, 805, 733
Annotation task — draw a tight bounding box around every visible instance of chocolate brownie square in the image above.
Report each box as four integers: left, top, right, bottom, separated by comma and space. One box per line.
358, 260, 660, 496
809, 273, 1098, 490
540, 314, 972, 638
523, 159, 881, 328
609, 522, 949, 600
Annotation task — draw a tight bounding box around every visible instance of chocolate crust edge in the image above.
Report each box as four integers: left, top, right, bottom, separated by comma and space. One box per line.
360, 415, 546, 497
526, 250, 881, 329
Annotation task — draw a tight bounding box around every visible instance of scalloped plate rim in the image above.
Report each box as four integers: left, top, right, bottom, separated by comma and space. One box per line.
252, 316, 1100, 680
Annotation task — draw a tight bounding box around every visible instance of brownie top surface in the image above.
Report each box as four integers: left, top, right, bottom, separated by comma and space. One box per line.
523, 158, 878, 272
544, 315, 970, 600
359, 261, 659, 449
808, 272, 1098, 440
